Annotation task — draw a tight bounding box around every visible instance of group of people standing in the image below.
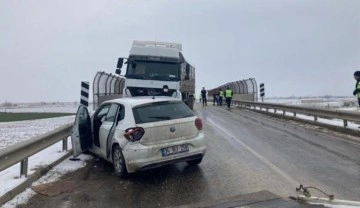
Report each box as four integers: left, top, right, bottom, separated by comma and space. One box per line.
200, 87, 233, 108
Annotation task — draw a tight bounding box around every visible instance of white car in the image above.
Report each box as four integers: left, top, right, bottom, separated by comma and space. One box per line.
71, 96, 206, 177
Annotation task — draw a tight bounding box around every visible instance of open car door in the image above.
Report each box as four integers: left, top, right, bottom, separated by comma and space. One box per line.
71, 105, 92, 157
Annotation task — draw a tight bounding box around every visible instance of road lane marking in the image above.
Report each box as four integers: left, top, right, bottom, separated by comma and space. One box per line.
207, 117, 301, 188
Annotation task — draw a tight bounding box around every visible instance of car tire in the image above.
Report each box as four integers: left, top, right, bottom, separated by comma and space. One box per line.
112, 145, 128, 178
186, 157, 203, 166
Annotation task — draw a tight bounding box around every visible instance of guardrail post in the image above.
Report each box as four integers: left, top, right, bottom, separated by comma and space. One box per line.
283, 110, 285, 115
20, 158, 28, 177
293, 112, 296, 117
63, 137, 68, 151
274, 109, 277, 113
266, 108, 269, 112
314, 115, 318, 121
343, 120, 348, 127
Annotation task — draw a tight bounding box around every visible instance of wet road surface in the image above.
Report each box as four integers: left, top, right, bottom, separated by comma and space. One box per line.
20, 103, 360, 207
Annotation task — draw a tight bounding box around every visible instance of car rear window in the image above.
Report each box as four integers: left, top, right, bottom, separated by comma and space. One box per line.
132, 101, 195, 124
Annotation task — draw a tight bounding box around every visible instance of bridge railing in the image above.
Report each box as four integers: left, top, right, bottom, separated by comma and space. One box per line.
231, 99, 360, 129
207, 78, 258, 102
0, 124, 73, 177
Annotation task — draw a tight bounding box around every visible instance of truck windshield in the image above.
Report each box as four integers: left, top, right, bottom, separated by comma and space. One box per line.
126, 60, 179, 81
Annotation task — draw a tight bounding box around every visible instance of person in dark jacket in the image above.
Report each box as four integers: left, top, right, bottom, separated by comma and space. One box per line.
353, 71, 360, 106
212, 91, 219, 105
201, 87, 207, 106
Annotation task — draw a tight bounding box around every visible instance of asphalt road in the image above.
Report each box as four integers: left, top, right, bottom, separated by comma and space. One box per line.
20, 103, 360, 207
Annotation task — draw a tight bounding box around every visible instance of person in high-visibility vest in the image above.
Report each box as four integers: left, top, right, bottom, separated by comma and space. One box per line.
219, 89, 224, 106
224, 87, 233, 108
353, 71, 360, 107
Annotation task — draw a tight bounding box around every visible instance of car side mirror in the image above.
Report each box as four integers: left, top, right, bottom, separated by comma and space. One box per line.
117, 58, 124, 69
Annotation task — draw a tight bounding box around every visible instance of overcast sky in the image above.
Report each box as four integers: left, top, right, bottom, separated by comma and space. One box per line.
0, 0, 359, 103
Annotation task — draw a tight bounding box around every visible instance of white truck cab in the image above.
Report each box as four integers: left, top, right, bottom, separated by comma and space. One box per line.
115, 41, 195, 109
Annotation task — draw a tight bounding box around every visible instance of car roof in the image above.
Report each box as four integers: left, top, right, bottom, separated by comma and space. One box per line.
102, 96, 182, 107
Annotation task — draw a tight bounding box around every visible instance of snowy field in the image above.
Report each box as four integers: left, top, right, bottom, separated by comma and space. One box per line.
265, 97, 360, 111
0, 102, 94, 113
0, 102, 96, 149
0, 103, 90, 207
0, 116, 74, 149
1, 139, 73, 197
2, 151, 93, 208
254, 107, 360, 131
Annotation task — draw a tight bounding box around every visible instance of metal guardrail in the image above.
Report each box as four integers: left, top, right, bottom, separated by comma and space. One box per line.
231, 99, 360, 128
0, 123, 73, 177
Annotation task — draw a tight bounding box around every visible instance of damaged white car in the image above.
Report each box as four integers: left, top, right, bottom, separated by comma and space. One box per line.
71, 96, 206, 177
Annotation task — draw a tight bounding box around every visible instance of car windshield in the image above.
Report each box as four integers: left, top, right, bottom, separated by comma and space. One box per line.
132, 101, 195, 124
125, 60, 179, 81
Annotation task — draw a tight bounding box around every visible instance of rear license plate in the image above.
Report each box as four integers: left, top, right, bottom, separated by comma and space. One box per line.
161, 144, 189, 157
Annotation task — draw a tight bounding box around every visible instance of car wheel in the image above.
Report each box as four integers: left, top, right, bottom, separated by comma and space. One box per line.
112, 145, 128, 178
186, 157, 203, 166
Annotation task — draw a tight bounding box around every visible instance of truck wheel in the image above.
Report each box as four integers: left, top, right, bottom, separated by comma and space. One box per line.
112, 145, 128, 178
186, 157, 203, 166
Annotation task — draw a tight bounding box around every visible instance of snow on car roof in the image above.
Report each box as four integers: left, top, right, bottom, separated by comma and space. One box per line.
102, 96, 181, 107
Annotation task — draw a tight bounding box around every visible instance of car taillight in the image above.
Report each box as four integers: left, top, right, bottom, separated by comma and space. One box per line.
124, 127, 145, 142
195, 118, 203, 130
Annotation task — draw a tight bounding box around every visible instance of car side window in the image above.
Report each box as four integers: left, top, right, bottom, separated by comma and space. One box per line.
105, 104, 119, 122
96, 104, 111, 119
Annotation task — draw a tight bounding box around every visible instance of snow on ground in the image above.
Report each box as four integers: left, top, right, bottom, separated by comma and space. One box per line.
0, 103, 79, 113
2, 151, 92, 208
0, 102, 95, 113
0, 103, 93, 207
265, 97, 359, 111
254, 107, 360, 131
0, 139, 72, 197
0, 102, 98, 149
264, 98, 302, 104
0, 116, 74, 149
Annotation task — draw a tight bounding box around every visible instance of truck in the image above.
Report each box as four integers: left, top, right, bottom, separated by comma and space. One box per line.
115, 40, 195, 109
